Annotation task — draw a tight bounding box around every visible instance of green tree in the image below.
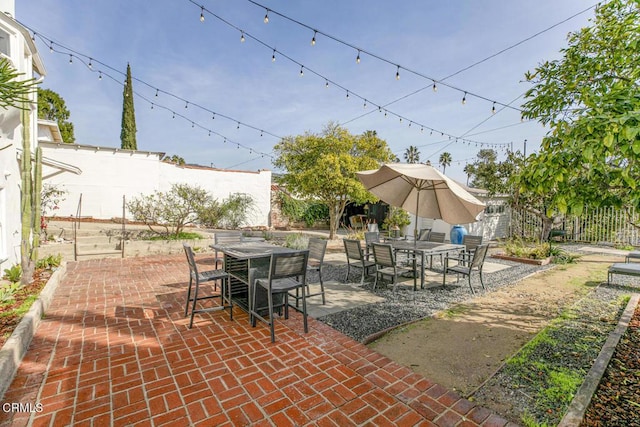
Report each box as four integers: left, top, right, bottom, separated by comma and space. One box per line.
517, 0, 640, 222
162, 154, 185, 165
403, 145, 420, 163
37, 88, 75, 143
468, 149, 514, 195
439, 152, 452, 173
120, 63, 137, 150
273, 123, 393, 239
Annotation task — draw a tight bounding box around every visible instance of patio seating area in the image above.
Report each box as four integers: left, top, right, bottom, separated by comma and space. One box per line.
0, 254, 514, 426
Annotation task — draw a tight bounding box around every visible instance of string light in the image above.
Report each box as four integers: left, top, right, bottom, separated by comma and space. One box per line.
356, 50, 361, 64
263, 9, 269, 23
299, 65, 304, 77
271, 49, 276, 62
492, 102, 496, 114
151, 103, 154, 110
155, 89, 159, 97
200, 6, 205, 22
88, 58, 93, 69
432, 82, 437, 92
98, 71, 102, 80
68, 54, 73, 64
395, 66, 400, 80
462, 92, 467, 105
311, 31, 317, 46
363, 100, 367, 109
325, 80, 329, 88
185, 101, 189, 109
346, 90, 349, 99
49, 42, 53, 53
240, 32, 245, 42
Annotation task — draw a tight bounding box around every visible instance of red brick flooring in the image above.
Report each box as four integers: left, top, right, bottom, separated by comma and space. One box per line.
0, 255, 515, 426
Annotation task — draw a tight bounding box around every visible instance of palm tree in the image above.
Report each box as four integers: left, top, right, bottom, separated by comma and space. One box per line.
463, 164, 475, 186
404, 146, 420, 164
439, 152, 452, 173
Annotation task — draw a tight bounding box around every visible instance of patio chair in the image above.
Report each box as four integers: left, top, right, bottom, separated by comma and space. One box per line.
250, 250, 310, 343
343, 239, 376, 286
291, 238, 327, 307
426, 231, 446, 267
364, 231, 381, 261
371, 243, 412, 291
183, 244, 232, 328
443, 243, 489, 294
417, 228, 431, 241
459, 234, 483, 265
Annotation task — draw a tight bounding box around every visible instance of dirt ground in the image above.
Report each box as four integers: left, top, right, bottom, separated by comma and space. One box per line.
368, 253, 619, 397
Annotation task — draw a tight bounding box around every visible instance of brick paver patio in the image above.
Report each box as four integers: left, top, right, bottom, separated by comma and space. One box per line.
0, 255, 514, 426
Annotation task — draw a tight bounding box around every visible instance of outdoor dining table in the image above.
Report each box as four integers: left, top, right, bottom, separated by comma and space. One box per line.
210, 241, 299, 316
387, 240, 465, 290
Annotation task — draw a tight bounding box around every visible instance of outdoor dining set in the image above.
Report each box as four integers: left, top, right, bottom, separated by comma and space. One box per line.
182, 162, 491, 343
182, 228, 489, 343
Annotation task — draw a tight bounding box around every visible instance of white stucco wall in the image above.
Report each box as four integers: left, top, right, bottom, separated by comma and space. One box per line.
0, 11, 41, 270
40, 142, 272, 227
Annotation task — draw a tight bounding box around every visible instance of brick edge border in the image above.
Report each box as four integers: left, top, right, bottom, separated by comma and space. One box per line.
0, 262, 67, 401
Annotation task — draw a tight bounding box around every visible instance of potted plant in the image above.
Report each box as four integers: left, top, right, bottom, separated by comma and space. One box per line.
382, 207, 411, 237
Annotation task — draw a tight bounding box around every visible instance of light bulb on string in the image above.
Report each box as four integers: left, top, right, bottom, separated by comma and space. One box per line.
49, 42, 53, 53
271, 49, 276, 62
208, 131, 211, 137
395, 66, 400, 80
240, 32, 245, 43
172, 112, 175, 119
155, 89, 158, 97
68, 55, 73, 64
408, 122, 412, 128
200, 7, 205, 22
185, 101, 189, 109
346, 90, 349, 99
462, 92, 467, 105
31, 32, 36, 42
420, 127, 424, 133
492, 102, 496, 114
260, 131, 263, 137
356, 50, 361, 64
212, 113, 215, 120
363, 100, 367, 109
88, 58, 93, 69
325, 80, 329, 88
191, 122, 195, 128
432, 82, 437, 92
311, 31, 317, 46
98, 72, 102, 80
299, 66, 304, 77
237, 122, 240, 129
263, 9, 269, 23
151, 103, 154, 110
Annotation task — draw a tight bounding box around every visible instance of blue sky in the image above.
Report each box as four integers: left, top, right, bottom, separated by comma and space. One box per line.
18, 0, 595, 182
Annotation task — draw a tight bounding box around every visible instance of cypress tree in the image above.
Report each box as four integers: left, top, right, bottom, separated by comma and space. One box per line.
120, 63, 137, 150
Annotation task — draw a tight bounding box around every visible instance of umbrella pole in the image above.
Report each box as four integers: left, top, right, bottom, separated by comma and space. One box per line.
414, 189, 420, 239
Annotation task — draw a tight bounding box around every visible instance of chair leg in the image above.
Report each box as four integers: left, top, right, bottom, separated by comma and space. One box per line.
226, 277, 233, 320
345, 263, 350, 282
468, 275, 475, 295
479, 271, 485, 290
319, 269, 325, 305
360, 267, 365, 286
302, 287, 308, 333
268, 290, 275, 343
184, 277, 193, 317
189, 279, 201, 328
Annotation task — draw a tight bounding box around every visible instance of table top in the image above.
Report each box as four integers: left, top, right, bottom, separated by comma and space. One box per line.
211, 241, 300, 260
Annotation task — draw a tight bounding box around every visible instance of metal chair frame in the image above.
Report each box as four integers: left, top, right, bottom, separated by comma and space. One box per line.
371, 243, 412, 291
251, 250, 310, 343
183, 244, 232, 328
443, 244, 489, 294
343, 239, 376, 285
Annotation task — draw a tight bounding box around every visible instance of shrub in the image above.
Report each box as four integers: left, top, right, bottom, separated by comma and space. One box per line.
198, 193, 256, 229
0, 281, 20, 304
278, 193, 329, 227
504, 238, 550, 260
127, 183, 211, 237
3, 264, 22, 283
284, 233, 308, 249
36, 254, 62, 269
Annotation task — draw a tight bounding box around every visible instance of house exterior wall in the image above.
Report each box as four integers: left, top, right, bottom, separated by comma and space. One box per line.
39, 142, 272, 227
0, 11, 41, 270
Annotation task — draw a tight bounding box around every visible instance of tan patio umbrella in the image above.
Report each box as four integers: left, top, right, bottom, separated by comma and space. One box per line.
356, 163, 485, 238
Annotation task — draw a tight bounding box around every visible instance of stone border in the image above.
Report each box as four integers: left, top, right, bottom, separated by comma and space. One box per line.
558, 293, 640, 426
0, 262, 67, 401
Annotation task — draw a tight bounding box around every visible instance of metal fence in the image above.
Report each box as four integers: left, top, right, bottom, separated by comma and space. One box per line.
510, 206, 640, 246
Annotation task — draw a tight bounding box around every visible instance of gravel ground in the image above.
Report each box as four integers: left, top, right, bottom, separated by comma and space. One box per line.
314, 256, 554, 343
470, 283, 632, 426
